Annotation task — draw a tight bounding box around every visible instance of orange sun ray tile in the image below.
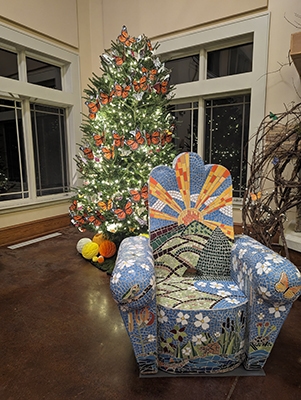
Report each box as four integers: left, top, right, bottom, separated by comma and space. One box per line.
149, 176, 183, 214
194, 165, 231, 210
175, 153, 191, 210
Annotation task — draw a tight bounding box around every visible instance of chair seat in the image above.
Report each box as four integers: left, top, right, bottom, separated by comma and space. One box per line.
156, 277, 247, 311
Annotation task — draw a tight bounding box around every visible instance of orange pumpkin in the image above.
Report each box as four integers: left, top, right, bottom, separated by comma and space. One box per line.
98, 240, 117, 258
92, 233, 106, 246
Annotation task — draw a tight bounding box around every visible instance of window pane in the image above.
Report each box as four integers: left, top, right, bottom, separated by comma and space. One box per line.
0, 99, 28, 201
207, 43, 253, 79
0, 48, 19, 80
26, 57, 62, 90
165, 55, 199, 85
205, 94, 250, 197
30, 104, 69, 196
169, 103, 198, 153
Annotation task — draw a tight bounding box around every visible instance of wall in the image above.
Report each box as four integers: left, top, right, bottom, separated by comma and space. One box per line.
0, 0, 301, 236
266, 0, 301, 112
0, 0, 79, 48
101, 0, 268, 48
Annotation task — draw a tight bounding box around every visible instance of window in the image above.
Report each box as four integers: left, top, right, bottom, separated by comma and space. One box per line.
31, 104, 69, 196
0, 23, 81, 210
0, 99, 27, 200
207, 43, 253, 79
159, 14, 269, 200
205, 95, 250, 198
167, 55, 199, 85
26, 57, 62, 90
168, 102, 198, 152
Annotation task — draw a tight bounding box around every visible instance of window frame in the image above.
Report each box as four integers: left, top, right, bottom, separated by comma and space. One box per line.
0, 22, 81, 212
156, 13, 270, 204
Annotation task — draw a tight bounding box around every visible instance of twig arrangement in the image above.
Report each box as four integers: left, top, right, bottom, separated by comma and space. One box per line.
242, 102, 301, 259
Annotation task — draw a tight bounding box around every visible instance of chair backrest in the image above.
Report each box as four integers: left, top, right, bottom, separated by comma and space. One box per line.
148, 152, 234, 279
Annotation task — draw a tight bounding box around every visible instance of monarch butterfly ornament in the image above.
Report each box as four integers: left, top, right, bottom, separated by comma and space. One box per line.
118, 26, 136, 47
126, 129, 145, 150
146, 131, 160, 146
114, 83, 131, 99
93, 133, 105, 147
275, 271, 301, 300
86, 99, 100, 119
129, 184, 148, 203
113, 200, 134, 221
80, 146, 94, 160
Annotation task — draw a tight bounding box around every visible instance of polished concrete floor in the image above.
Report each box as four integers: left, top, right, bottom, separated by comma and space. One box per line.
0, 226, 300, 400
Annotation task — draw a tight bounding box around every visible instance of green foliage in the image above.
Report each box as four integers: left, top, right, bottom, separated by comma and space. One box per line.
70, 26, 176, 243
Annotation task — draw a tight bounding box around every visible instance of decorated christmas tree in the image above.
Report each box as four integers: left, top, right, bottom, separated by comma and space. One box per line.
70, 26, 176, 244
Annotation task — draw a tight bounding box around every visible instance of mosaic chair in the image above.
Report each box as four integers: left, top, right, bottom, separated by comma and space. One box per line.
110, 152, 301, 376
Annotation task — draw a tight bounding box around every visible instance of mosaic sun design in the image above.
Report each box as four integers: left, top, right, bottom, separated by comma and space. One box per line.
149, 153, 234, 240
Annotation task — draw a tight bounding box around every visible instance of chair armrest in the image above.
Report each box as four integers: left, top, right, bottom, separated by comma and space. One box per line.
231, 235, 301, 303
110, 236, 156, 311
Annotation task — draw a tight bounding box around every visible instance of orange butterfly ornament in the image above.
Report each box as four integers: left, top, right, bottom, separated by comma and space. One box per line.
112, 131, 125, 147
113, 201, 133, 221
133, 76, 148, 92
275, 271, 301, 300
114, 83, 131, 99
99, 89, 115, 105
102, 146, 115, 161
80, 146, 94, 160
93, 133, 105, 147
154, 78, 169, 95
126, 129, 145, 150
98, 199, 113, 211
161, 130, 173, 146
146, 131, 160, 146
86, 99, 100, 119
118, 26, 136, 47
129, 184, 148, 203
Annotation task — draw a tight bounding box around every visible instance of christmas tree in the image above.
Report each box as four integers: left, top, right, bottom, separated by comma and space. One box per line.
70, 26, 176, 244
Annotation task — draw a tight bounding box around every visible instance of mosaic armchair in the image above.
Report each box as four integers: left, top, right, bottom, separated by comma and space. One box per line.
110, 152, 301, 375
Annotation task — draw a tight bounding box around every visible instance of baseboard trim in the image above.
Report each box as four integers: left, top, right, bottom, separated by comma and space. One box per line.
0, 214, 71, 247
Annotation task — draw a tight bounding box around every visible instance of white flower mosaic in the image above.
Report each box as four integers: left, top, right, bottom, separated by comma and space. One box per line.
147, 334, 156, 342
194, 313, 210, 329
158, 310, 168, 323
192, 334, 207, 345
217, 290, 231, 297
269, 304, 286, 318
255, 261, 272, 275
210, 282, 224, 290
111, 272, 121, 284
176, 312, 190, 326
140, 263, 150, 271
225, 298, 240, 305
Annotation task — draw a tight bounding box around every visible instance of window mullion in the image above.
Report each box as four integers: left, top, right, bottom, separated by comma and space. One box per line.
18, 50, 27, 82
198, 98, 205, 157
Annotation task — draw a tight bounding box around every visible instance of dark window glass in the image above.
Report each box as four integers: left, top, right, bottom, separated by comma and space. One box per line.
205, 94, 250, 197
165, 55, 199, 85
0, 48, 19, 80
0, 100, 28, 200
169, 102, 198, 153
207, 43, 253, 79
26, 57, 62, 90
31, 104, 69, 196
